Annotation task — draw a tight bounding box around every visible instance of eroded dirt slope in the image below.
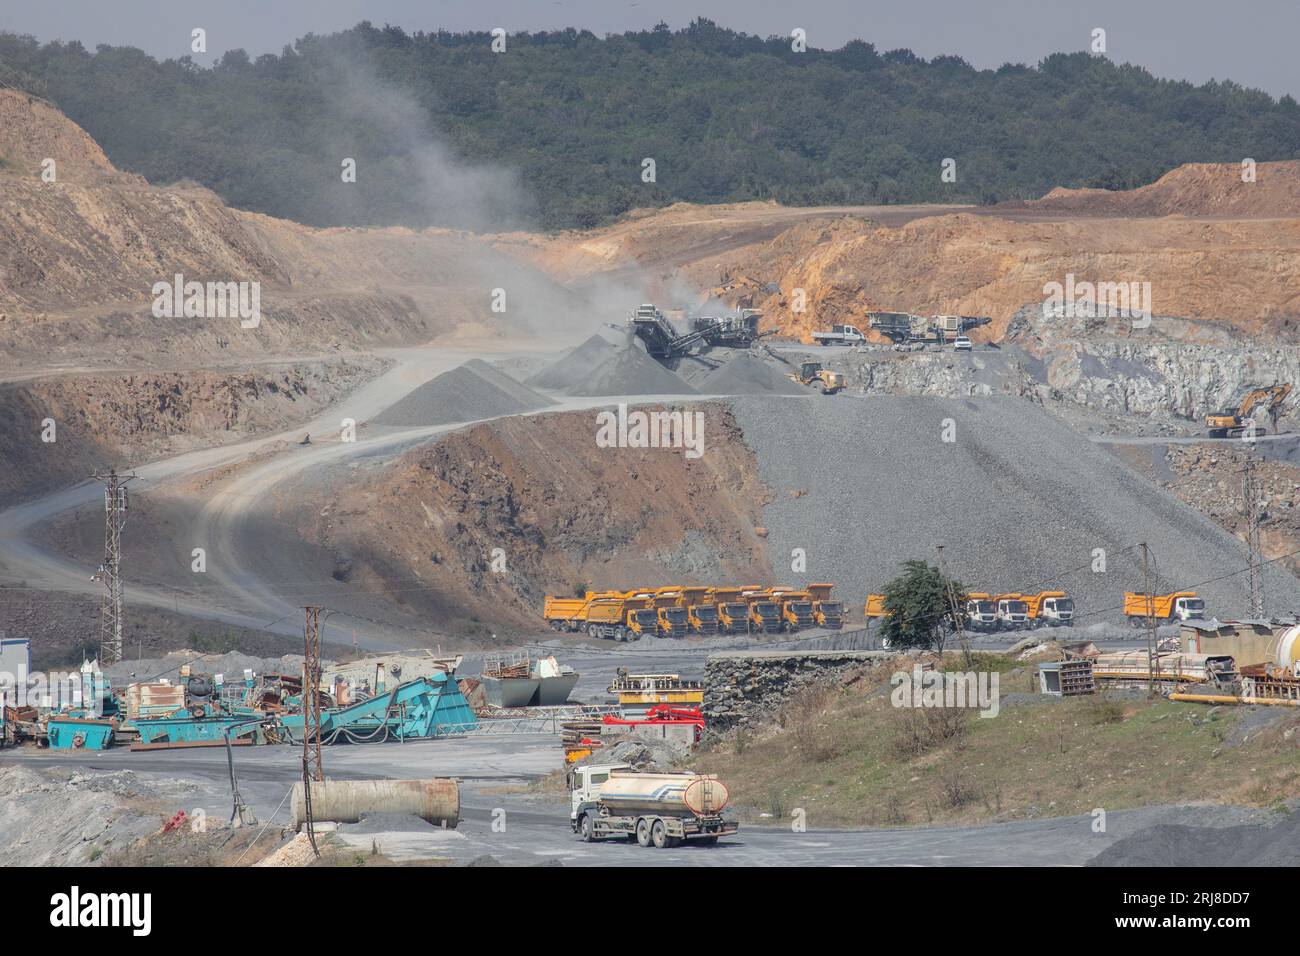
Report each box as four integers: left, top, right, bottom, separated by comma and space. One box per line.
0, 90, 578, 371
297, 402, 774, 633
1005, 161, 1300, 218
0, 359, 381, 505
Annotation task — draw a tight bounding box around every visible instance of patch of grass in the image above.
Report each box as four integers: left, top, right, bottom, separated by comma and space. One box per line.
697, 662, 1300, 828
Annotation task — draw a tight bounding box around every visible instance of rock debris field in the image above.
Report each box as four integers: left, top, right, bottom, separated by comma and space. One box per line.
727, 393, 1300, 624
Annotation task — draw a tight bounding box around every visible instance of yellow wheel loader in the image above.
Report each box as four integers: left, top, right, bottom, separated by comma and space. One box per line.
790, 360, 844, 395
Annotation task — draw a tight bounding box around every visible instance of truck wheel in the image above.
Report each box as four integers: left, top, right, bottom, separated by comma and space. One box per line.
636, 818, 652, 847
579, 814, 594, 843
651, 820, 668, 849
615, 626, 626, 642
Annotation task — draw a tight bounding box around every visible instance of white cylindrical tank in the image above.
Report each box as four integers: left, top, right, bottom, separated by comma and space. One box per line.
1273, 625, 1300, 673
598, 771, 729, 817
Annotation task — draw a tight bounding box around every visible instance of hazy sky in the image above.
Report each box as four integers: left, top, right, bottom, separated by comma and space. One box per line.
4, 0, 1299, 99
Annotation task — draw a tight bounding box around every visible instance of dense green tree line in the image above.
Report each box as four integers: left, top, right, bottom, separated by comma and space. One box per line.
1, 19, 1296, 230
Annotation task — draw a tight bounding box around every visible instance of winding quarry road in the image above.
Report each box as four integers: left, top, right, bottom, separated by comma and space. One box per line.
0, 338, 733, 648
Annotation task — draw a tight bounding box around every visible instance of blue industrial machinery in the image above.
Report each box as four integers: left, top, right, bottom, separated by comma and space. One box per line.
46, 715, 117, 750
133, 711, 261, 745
279, 674, 476, 744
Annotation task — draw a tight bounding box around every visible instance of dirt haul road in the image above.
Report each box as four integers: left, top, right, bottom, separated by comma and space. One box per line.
3, 736, 1277, 867
0, 340, 718, 648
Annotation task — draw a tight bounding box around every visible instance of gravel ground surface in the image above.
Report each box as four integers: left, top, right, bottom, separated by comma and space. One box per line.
1087, 808, 1300, 866
372, 361, 553, 427
728, 393, 1300, 626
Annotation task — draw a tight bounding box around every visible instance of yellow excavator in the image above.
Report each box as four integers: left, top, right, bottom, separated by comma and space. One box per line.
790, 360, 844, 395
1204, 384, 1291, 438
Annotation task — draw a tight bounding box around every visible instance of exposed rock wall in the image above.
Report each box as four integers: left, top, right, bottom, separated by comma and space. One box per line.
704, 649, 890, 732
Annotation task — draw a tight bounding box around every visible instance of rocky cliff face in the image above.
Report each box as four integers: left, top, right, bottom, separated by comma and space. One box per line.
804, 305, 1298, 429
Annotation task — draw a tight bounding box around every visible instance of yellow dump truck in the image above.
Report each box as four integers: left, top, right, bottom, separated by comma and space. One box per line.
677, 586, 719, 636
711, 587, 750, 635
583, 594, 659, 642
1023, 590, 1074, 627
864, 593, 888, 619
806, 582, 844, 629
651, 587, 690, 638
1124, 591, 1205, 627
741, 586, 783, 634
543, 595, 594, 632
771, 587, 816, 632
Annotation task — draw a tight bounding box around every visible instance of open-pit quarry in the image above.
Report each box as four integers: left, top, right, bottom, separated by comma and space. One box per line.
2, 89, 1298, 870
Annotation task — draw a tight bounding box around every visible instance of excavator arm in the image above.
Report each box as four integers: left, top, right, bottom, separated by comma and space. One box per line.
1239, 384, 1291, 417
1206, 383, 1291, 436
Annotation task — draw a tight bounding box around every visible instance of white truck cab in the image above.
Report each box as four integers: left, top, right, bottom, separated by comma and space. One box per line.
568, 763, 630, 821
1039, 595, 1074, 625
996, 597, 1029, 629
1174, 596, 1206, 621
965, 598, 998, 630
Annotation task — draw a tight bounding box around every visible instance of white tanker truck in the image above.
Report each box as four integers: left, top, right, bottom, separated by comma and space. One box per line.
568, 763, 739, 848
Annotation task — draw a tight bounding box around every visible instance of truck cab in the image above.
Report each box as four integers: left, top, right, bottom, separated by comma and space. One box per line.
569, 763, 631, 824
741, 588, 783, 633
1039, 594, 1074, 626
804, 583, 843, 629
775, 591, 815, 632
626, 606, 659, 639
1172, 595, 1206, 621
996, 594, 1029, 630
717, 601, 750, 634
656, 605, 689, 638
964, 593, 998, 631
678, 586, 719, 636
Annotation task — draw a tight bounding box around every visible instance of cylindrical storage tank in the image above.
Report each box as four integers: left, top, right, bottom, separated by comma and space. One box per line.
599, 772, 729, 817
291, 778, 459, 829
1272, 625, 1300, 673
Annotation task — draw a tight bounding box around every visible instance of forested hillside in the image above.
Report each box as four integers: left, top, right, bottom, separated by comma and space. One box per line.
2, 19, 1297, 230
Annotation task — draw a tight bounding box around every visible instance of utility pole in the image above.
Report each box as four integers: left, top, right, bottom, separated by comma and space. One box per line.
936, 545, 970, 666
90, 468, 136, 665
1140, 542, 1158, 697
301, 606, 325, 856
1242, 455, 1266, 619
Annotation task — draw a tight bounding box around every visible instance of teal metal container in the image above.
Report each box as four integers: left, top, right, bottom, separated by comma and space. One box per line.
47, 716, 116, 750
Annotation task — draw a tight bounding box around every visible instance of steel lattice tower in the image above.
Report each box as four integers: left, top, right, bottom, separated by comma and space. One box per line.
1242, 456, 1266, 618
91, 469, 135, 664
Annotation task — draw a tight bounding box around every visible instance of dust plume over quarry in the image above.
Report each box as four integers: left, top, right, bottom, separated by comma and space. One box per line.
1, 10, 1299, 882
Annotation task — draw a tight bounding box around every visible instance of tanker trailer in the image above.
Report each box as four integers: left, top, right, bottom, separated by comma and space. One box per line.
568, 763, 738, 848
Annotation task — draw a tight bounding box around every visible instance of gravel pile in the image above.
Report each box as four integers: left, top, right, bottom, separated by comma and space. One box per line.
1087, 810, 1300, 866
728, 393, 1300, 625
692, 352, 806, 395
561, 341, 697, 397
373, 361, 554, 427
526, 334, 620, 390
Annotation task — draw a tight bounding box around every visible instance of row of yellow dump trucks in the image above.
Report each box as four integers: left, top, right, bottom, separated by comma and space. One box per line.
544, 584, 845, 641
544, 584, 1208, 641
